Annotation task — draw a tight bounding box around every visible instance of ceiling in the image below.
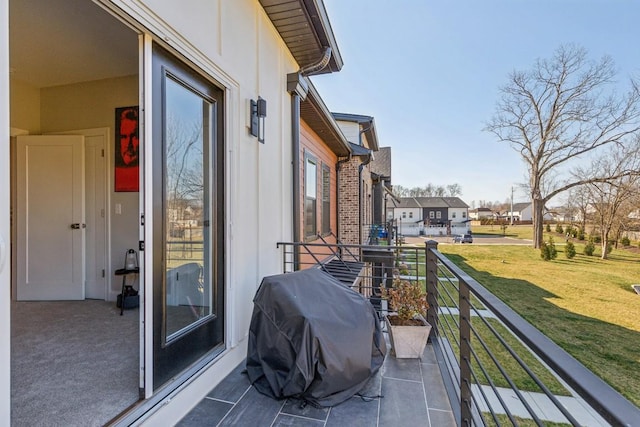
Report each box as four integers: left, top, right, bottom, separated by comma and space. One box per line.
9, 0, 139, 88
9, 0, 340, 88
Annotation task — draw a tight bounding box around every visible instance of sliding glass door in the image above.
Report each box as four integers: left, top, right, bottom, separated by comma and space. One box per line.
151, 43, 224, 389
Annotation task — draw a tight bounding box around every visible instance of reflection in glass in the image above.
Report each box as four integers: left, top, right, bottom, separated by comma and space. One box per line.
164, 76, 214, 340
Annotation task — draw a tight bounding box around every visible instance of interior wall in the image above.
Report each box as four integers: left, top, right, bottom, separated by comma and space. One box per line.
9, 78, 40, 133
29, 75, 138, 300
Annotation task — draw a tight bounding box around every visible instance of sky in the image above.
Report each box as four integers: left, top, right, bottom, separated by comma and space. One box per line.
311, 0, 640, 207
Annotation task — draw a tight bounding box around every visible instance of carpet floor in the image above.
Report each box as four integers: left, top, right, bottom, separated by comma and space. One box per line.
11, 300, 139, 427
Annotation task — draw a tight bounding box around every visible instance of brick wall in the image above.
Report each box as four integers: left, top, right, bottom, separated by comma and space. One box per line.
338, 157, 362, 245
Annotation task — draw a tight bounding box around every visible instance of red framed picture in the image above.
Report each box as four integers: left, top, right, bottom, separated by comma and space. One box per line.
115, 106, 140, 192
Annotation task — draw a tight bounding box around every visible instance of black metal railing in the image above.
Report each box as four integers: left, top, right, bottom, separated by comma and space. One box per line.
362, 222, 396, 246
276, 238, 425, 315
426, 240, 640, 426
277, 238, 640, 426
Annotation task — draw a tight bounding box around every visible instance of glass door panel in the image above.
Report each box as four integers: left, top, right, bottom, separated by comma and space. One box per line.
164, 76, 213, 341
152, 43, 224, 389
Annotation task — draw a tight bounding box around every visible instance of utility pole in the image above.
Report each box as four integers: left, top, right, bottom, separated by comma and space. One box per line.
510, 186, 514, 226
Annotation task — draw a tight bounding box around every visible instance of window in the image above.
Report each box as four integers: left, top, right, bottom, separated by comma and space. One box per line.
321, 164, 330, 234
462, 211, 466, 218
436, 211, 442, 219
409, 212, 413, 218
452, 212, 456, 219
429, 211, 435, 219
304, 153, 317, 237
402, 211, 406, 219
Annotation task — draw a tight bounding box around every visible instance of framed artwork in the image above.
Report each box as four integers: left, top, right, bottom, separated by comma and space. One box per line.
115, 106, 140, 192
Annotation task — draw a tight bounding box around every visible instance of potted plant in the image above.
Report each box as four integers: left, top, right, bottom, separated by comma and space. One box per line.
381, 278, 431, 358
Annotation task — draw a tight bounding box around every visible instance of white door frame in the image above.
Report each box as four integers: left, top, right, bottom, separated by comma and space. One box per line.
1, 0, 11, 420
9, 128, 28, 300
141, 32, 153, 398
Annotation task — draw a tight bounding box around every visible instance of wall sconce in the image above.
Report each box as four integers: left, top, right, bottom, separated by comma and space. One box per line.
250, 97, 267, 143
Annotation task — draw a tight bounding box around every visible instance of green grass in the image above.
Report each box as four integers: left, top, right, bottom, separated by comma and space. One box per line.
471, 224, 534, 240
439, 241, 640, 406
439, 314, 570, 396
483, 414, 571, 427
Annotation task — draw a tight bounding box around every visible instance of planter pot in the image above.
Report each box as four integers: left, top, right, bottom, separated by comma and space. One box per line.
385, 314, 432, 358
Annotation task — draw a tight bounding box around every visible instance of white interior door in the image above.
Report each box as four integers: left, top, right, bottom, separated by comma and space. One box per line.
16, 135, 85, 300
51, 128, 109, 300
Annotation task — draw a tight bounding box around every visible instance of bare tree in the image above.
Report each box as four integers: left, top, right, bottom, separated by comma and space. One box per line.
446, 183, 462, 197
580, 143, 640, 258
566, 185, 591, 232
485, 44, 640, 248
166, 113, 204, 237
393, 183, 462, 198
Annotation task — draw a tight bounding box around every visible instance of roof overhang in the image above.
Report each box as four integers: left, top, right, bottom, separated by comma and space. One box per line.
383, 185, 400, 204
348, 141, 372, 158
300, 80, 351, 157
331, 112, 379, 151
259, 0, 343, 74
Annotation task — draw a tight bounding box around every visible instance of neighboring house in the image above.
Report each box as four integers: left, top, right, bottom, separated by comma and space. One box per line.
392, 197, 470, 236
508, 202, 553, 222
333, 113, 380, 245
550, 206, 577, 223
469, 207, 496, 220
394, 197, 423, 236
296, 79, 351, 263
1, 0, 346, 425
509, 202, 534, 221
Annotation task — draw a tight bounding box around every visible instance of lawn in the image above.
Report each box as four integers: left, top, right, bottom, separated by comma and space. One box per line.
438, 314, 570, 396
471, 224, 534, 240
439, 239, 640, 406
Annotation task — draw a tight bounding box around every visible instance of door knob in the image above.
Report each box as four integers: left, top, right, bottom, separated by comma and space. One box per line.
70, 223, 86, 229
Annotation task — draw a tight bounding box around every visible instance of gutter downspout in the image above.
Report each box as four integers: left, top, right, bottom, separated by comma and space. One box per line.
287, 47, 331, 270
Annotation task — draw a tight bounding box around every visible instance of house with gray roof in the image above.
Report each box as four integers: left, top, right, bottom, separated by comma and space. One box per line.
392, 197, 470, 236
470, 207, 497, 220
507, 202, 553, 222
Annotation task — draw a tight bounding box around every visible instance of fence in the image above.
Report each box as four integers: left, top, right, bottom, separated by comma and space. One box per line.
426, 240, 640, 426
277, 238, 640, 426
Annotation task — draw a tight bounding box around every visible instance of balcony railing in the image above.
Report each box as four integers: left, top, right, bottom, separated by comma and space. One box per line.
276, 239, 640, 426
362, 222, 396, 246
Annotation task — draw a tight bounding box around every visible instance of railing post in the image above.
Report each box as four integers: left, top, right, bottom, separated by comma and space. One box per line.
425, 240, 438, 341
459, 279, 472, 425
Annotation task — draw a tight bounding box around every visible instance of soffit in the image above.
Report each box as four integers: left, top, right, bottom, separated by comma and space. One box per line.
259, 0, 343, 74
300, 80, 350, 157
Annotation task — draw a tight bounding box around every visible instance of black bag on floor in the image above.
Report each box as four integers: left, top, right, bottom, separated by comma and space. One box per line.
116, 285, 139, 309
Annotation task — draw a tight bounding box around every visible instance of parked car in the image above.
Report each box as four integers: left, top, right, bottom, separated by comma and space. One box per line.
453, 234, 473, 243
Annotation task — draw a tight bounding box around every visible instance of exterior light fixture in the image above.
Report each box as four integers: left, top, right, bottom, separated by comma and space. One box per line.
250, 97, 267, 143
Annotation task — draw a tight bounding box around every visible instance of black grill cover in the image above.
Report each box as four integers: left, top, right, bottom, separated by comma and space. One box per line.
246, 268, 386, 407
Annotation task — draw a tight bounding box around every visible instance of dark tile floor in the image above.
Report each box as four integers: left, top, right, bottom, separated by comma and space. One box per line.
177, 343, 455, 427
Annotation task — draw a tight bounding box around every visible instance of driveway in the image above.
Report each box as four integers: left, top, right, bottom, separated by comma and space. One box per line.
403, 235, 533, 246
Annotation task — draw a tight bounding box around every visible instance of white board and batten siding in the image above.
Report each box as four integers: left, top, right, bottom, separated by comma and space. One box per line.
103, 0, 298, 423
